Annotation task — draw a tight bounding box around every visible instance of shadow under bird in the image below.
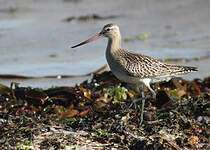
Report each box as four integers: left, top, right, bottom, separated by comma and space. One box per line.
71, 23, 198, 125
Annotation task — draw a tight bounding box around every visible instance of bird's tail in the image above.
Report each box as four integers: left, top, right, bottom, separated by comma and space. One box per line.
168, 65, 198, 75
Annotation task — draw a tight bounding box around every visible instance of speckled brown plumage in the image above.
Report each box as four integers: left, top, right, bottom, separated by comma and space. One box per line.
112, 49, 197, 79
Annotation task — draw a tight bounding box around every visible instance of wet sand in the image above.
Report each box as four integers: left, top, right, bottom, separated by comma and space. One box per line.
0, 0, 210, 88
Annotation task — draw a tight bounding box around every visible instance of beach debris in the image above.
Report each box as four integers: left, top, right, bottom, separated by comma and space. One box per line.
0, 71, 209, 149
63, 14, 117, 22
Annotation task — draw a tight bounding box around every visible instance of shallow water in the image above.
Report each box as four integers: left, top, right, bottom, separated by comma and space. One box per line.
0, 0, 210, 88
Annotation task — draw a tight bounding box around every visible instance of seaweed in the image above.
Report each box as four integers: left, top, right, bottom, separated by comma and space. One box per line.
0, 71, 209, 149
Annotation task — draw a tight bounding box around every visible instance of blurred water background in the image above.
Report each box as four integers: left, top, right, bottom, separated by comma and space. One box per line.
0, 0, 210, 88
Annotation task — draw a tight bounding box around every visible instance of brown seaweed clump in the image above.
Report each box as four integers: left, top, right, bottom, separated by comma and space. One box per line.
0, 71, 209, 149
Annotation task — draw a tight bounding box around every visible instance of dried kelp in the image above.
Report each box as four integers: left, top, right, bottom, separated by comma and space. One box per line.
0, 72, 209, 149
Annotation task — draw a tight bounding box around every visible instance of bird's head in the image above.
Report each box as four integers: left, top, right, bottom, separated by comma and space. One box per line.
99, 24, 120, 39
71, 23, 120, 48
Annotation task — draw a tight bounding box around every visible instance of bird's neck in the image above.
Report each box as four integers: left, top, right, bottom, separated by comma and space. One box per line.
106, 35, 121, 53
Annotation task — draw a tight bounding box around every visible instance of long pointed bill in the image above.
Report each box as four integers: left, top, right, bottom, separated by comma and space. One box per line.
71, 34, 102, 48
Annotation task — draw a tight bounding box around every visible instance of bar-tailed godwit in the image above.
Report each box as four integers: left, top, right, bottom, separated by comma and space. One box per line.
72, 24, 197, 125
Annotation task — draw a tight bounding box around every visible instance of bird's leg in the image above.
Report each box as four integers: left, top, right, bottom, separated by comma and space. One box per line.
129, 80, 156, 125
129, 84, 144, 108
139, 82, 157, 125
145, 82, 156, 98
139, 96, 145, 125
129, 84, 149, 125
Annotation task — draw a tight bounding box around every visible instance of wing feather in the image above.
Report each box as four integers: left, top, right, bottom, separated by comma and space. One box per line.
117, 50, 196, 78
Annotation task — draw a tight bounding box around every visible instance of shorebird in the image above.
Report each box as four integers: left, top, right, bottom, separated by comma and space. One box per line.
71, 24, 197, 125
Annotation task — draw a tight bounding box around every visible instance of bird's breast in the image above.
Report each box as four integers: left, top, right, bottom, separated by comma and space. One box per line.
106, 50, 141, 84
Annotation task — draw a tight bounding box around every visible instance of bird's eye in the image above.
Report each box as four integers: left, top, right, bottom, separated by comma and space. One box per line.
106, 28, 110, 31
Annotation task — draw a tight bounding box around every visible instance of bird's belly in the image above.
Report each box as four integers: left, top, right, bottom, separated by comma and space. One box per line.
109, 64, 141, 84
114, 71, 141, 84
150, 75, 172, 83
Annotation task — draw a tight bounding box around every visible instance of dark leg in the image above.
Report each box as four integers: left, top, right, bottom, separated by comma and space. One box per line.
129, 84, 151, 125
129, 81, 156, 125
139, 82, 156, 125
